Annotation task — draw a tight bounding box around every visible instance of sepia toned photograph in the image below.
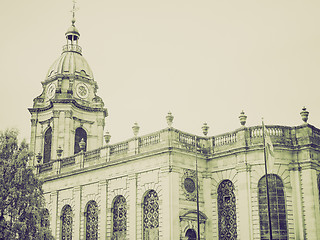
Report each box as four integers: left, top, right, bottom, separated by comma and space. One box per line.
0, 0, 320, 239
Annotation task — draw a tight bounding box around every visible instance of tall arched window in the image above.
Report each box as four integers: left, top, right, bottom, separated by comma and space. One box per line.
74, 127, 87, 154
85, 201, 98, 240
258, 174, 288, 239
43, 127, 52, 163
112, 195, 127, 239
61, 205, 73, 240
217, 179, 237, 240
143, 190, 159, 240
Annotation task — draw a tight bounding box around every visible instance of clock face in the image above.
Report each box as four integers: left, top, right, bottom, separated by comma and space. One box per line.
76, 83, 89, 99
47, 83, 56, 99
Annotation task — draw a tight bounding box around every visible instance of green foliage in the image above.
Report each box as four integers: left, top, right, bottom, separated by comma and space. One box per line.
0, 129, 54, 240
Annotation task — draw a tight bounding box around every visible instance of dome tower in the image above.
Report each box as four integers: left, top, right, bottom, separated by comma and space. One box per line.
28, 9, 107, 166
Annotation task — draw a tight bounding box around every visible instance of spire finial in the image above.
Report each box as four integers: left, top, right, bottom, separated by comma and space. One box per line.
71, 0, 79, 26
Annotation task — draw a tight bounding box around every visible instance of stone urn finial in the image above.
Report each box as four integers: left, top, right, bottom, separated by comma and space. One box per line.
166, 111, 174, 127
202, 122, 209, 136
300, 106, 309, 123
79, 139, 86, 151
239, 110, 247, 126
56, 146, 63, 158
132, 122, 140, 137
104, 131, 111, 144
36, 152, 42, 164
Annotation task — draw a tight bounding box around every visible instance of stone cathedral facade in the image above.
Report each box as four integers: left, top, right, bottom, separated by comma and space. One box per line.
29, 17, 320, 240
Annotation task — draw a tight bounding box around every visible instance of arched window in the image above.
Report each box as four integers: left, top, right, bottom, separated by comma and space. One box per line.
185, 229, 197, 240
112, 195, 127, 239
43, 127, 52, 163
258, 174, 288, 239
217, 179, 237, 240
143, 190, 159, 240
85, 201, 98, 240
40, 208, 50, 228
61, 205, 73, 240
74, 127, 87, 154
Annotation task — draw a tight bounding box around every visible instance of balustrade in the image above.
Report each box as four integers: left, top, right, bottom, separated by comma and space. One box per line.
139, 133, 161, 147
84, 149, 101, 162
110, 141, 129, 155
61, 156, 75, 167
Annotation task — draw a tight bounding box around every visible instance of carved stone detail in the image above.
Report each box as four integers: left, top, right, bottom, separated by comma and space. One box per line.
97, 118, 105, 127
181, 169, 197, 201
53, 110, 60, 118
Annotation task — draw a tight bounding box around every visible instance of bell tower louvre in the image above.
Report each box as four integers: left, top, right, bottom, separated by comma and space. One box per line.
28, 8, 107, 166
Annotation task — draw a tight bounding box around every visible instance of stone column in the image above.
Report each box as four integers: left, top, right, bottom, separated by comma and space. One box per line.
161, 165, 180, 239
64, 110, 72, 157
128, 174, 137, 239
52, 110, 60, 159
99, 180, 108, 240
73, 186, 81, 240
236, 163, 253, 239
97, 118, 105, 148
30, 118, 38, 166
289, 163, 305, 239
300, 161, 320, 239
50, 191, 58, 238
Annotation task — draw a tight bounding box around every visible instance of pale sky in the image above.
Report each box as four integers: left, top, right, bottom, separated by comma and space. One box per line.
0, 0, 319, 144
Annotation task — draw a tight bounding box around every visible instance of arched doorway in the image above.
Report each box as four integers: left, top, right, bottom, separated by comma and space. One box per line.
185, 229, 197, 240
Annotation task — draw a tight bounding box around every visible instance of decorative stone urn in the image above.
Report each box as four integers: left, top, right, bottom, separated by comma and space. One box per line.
132, 122, 140, 137
239, 110, 247, 126
79, 139, 86, 151
36, 152, 42, 164
104, 131, 111, 144
56, 146, 63, 158
166, 112, 174, 127
201, 123, 209, 136
300, 106, 309, 123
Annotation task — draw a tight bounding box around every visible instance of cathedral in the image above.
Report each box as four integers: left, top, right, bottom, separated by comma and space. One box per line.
28, 10, 320, 240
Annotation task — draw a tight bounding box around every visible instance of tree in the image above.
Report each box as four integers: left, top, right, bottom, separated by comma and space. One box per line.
0, 129, 54, 240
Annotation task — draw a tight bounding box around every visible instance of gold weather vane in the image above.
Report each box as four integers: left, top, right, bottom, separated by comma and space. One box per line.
70, 0, 79, 25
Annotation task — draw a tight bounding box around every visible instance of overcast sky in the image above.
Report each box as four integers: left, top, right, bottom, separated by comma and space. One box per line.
0, 0, 319, 143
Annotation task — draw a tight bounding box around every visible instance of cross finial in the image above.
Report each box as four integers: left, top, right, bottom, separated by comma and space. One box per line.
71, 0, 79, 25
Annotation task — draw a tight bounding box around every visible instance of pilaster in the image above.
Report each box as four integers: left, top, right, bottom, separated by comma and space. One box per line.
236, 163, 253, 239
73, 186, 81, 240
64, 110, 72, 156
289, 163, 305, 239
300, 161, 320, 239
203, 171, 213, 240
128, 173, 137, 239
50, 191, 58, 237
99, 180, 108, 240
160, 166, 180, 239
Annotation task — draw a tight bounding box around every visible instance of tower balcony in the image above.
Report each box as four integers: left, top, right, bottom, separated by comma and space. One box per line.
62, 44, 82, 54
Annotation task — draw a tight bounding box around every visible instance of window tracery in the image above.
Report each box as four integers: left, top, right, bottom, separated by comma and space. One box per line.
85, 201, 98, 240
258, 174, 288, 240
61, 205, 73, 240
218, 179, 237, 240
112, 195, 127, 239
143, 190, 159, 240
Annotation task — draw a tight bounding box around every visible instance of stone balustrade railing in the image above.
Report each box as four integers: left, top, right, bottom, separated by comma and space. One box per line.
37, 124, 320, 176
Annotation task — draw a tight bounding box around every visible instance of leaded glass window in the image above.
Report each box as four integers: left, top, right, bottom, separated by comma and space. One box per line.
143, 190, 159, 240
85, 201, 98, 240
258, 174, 288, 240
112, 195, 127, 239
74, 128, 87, 154
61, 205, 73, 240
218, 179, 237, 240
43, 127, 52, 163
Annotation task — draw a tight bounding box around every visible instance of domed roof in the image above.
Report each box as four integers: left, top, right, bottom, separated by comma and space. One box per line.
45, 20, 94, 81
46, 50, 94, 80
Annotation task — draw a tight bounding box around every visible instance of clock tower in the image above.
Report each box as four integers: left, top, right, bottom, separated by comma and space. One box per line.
28, 15, 107, 166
